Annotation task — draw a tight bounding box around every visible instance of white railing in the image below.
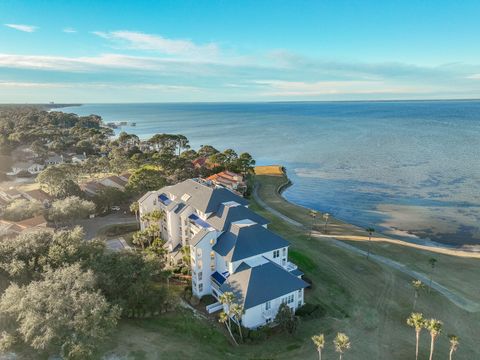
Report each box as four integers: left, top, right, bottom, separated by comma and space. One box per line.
284, 261, 298, 272
206, 302, 223, 314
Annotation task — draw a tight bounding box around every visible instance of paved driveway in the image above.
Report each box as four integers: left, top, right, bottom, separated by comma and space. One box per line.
74, 213, 137, 240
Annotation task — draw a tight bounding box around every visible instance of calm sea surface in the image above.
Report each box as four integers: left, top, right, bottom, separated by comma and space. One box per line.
62, 101, 480, 248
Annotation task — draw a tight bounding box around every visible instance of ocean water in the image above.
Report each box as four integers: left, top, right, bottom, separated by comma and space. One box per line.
62, 101, 480, 248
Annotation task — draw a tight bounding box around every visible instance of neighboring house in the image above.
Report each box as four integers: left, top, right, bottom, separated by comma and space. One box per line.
21, 189, 52, 205
206, 171, 247, 195
6, 162, 44, 176
192, 157, 207, 169
98, 175, 128, 190
71, 153, 87, 163
138, 179, 308, 329
44, 154, 64, 166
118, 172, 131, 182
0, 188, 24, 202
0, 215, 49, 238
80, 173, 130, 196
80, 181, 107, 196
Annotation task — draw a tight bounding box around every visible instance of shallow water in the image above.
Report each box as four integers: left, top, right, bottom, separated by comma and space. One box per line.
62, 101, 480, 247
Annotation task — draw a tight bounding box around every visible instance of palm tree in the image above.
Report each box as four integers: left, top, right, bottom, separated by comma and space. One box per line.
309, 210, 318, 240
365, 227, 375, 259
333, 332, 350, 360
411, 280, 425, 311
311, 334, 325, 360
231, 303, 244, 342
323, 213, 330, 234
448, 335, 459, 360
219, 292, 239, 345
130, 201, 139, 226
132, 230, 149, 250
219, 311, 238, 346
428, 258, 437, 293
425, 318, 443, 360
407, 312, 425, 360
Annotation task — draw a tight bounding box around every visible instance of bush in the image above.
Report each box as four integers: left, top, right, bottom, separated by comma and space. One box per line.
296, 303, 326, 319
98, 223, 138, 237
200, 295, 216, 306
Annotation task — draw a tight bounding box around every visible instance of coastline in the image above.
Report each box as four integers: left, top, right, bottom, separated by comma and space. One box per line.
254, 167, 480, 258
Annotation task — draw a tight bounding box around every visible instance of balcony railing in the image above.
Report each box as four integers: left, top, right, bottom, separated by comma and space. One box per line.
283, 261, 298, 272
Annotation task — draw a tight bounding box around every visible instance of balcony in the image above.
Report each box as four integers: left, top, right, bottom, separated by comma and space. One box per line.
188, 214, 213, 229
283, 261, 298, 272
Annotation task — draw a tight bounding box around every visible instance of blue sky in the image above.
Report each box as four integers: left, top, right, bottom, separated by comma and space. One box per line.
1, 0, 480, 102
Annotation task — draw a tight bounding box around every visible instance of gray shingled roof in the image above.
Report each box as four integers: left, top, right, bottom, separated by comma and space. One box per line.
167, 179, 248, 214
207, 203, 269, 232
191, 228, 210, 246
220, 260, 308, 310
213, 223, 289, 262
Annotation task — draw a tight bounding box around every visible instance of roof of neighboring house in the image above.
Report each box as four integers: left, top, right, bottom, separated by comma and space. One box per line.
207, 202, 268, 232
16, 215, 47, 228
213, 222, 288, 262
165, 179, 248, 214
219, 259, 309, 310
103, 175, 127, 187
207, 171, 243, 183
22, 189, 52, 202
3, 188, 22, 197
72, 154, 87, 160
119, 172, 131, 180
45, 154, 64, 163
11, 161, 39, 170
81, 181, 106, 194
192, 157, 207, 167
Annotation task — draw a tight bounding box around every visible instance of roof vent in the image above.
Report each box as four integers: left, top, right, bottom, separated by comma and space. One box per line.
181, 193, 191, 202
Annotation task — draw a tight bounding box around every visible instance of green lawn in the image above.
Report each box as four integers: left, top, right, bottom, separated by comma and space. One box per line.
99, 175, 480, 359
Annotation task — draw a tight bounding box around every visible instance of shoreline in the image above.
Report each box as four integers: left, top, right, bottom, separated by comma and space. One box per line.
254, 168, 480, 258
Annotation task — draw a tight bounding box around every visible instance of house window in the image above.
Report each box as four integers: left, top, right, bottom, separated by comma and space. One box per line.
199, 283, 203, 292
265, 301, 271, 310
198, 271, 202, 281
282, 248, 286, 256
210, 239, 215, 245
153, 199, 157, 206
273, 250, 280, 258
288, 294, 294, 304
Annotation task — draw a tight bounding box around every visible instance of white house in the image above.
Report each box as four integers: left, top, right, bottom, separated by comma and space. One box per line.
71, 153, 87, 163
7, 162, 44, 176
138, 179, 308, 329
44, 154, 64, 166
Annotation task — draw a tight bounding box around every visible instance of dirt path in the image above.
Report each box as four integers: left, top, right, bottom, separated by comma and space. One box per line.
253, 185, 480, 312
315, 232, 480, 313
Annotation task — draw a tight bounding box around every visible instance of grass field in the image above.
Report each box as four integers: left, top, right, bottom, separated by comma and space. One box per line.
98, 174, 479, 359
254, 165, 285, 176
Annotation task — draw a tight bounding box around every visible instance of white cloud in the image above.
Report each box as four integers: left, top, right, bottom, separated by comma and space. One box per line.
4, 23, 37, 32
0, 81, 199, 92
63, 27, 77, 33
92, 30, 219, 59
253, 80, 430, 96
